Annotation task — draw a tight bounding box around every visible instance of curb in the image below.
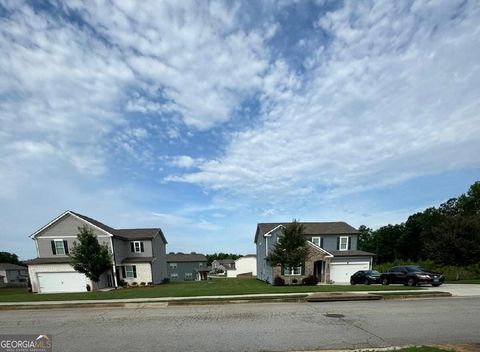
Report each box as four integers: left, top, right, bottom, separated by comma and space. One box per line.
0, 291, 452, 310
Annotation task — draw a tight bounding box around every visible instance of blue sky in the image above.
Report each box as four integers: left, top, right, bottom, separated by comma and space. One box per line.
1, 0, 479, 260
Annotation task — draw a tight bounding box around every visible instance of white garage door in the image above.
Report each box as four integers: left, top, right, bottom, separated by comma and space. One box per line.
37, 272, 87, 293
330, 262, 370, 283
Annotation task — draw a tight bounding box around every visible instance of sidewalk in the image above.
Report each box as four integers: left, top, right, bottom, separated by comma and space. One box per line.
0, 289, 453, 308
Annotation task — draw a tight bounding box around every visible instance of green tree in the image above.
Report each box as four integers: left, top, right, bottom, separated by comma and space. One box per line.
357, 225, 375, 253
70, 226, 112, 288
0, 252, 23, 265
458, 181, 480, 215
266, 220, 308, 270
427, 216, 480, 279
205, 253, 243, 266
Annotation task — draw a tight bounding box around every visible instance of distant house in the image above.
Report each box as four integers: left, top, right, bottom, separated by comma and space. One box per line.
0, 263, 28, 287
167, 253, 209, 281
255, 222, 375, 284
211, 259, 236, 273
226, 255, 257, 278
25, 210, 168, 293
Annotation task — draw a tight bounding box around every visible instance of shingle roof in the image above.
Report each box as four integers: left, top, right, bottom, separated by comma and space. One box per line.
121, 257, 154, 264
70, 211, 167, 243
166, 253, 208, 262
329, 250, 375, 257
216, 259, 235, 264
258, 222, 359, 236
23, 257, 72, 265
0, 263, 27, 270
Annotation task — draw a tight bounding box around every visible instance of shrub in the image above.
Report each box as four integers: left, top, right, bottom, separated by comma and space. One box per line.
131, 281, 138, 287
86, 284, 91, 291
118, 279, 127, 287
273, 275, 285, 286
162, 278, 170, 284
140, 282, 146, 286
302, 275, 319, 286
147, 282, 153, 286
291, 278, 298, 285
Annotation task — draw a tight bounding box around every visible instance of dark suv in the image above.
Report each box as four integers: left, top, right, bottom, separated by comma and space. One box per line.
380, 265, 444, 287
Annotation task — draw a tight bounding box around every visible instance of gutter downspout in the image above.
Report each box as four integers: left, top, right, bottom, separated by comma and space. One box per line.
110, 237, 118, 288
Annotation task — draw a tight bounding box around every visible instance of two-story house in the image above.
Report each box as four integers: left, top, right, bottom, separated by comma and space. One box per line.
211, 259, 236, 274
166, 252, 209, 281
254, 222, 375, 284
25, 211, 168, 293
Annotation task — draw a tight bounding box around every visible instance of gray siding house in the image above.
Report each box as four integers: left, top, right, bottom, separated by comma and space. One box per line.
25, 211, 168, 293
0, 263, 28, 287
255, 222, 374, 284
167, 253, 209, 281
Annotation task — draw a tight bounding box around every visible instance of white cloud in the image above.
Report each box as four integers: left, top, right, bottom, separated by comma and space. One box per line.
170, 156, 198, 169
170, 1, 480, 202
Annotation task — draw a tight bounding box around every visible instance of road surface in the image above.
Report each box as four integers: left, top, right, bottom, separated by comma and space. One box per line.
1, 297, 479, 351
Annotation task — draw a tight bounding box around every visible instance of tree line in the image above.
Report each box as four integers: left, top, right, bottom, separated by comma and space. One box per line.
358, 181, 480, 271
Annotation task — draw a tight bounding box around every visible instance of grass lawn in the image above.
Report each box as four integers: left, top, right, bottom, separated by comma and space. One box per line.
0, 278, 420, 302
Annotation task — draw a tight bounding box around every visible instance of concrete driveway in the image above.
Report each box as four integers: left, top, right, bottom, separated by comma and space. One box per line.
424, 283, 480, 296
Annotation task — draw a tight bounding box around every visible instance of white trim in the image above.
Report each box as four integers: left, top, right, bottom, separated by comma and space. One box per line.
30, 211, 114, 238
265, 237, 268, 257
109, 237, 118, 288
124, 265, 135, 279
39, 235, 110, 239
263, 224, 285, 237
283, 266, 302, 276
307, 241, 334, 257
339, 236, 349, 251
133, 241, 142, 253
311, 237, 321, 247
54, 239, 66, 255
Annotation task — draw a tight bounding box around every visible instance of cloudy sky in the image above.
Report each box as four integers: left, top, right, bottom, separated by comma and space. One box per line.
1, 0, 479, 260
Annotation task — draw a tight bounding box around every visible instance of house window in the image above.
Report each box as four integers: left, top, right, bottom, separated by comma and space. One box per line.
132, 241, 144, 253
283, 266, 302, 276
184, 272, 193, 280
311, 237, 321, 247
124, 265, 136, 279
169, 263, 177, 270
339, 236, 349, 251
198, 262, 204, 266
54, 240, 65, 255
171, 273, 178, 280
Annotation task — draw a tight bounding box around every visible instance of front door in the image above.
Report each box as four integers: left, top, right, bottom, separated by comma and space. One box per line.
314, 261, 324, 282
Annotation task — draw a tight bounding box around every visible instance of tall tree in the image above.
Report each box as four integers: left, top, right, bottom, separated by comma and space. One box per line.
266, 220, 308, 270
70, 226, 112, 288
0, 252, 23, 265
357, 225, 375, 253
426, 216, 480, 279
458, 181, 480, 215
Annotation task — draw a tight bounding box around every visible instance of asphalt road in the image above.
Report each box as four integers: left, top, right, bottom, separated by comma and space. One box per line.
1, 297, 479, 351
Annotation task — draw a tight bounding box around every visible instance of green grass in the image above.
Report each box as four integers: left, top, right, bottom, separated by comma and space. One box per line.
0, 278, 420, 302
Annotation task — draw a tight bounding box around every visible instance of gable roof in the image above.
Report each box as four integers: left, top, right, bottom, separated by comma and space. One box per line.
255, 222, 359, 243
31, 210, 167, 243
166, 253, 208, 262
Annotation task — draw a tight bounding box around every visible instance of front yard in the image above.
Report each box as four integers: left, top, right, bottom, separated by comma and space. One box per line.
0, 278, 420, 302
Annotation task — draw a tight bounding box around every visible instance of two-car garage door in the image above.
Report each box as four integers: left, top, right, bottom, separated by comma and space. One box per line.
330, 262, 370, 283
37, 272, 87, 293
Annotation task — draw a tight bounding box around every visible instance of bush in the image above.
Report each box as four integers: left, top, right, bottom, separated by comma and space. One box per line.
273, 275, 285, 286
86, 284, 91, 291
302, 275, 319, 286
140, 282, 146, 286
162, 278, 170, 284
147, 282, 153, 286
118, 279, 128, 287
131, 281, 138, 287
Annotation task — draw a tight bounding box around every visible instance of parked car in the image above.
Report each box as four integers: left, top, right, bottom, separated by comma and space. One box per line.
380, 265, 444, 287
350, 270, 381, 285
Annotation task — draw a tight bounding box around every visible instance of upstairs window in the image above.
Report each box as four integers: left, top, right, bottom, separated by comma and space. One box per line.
339, 236, 349, 251
51, 240, 68, 255
311, 237, 322, 247
131, 241, 144, 253
169, 263, 177, 270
